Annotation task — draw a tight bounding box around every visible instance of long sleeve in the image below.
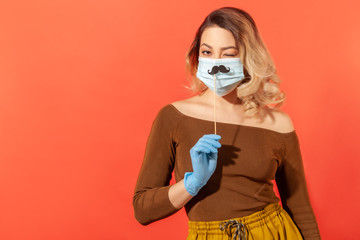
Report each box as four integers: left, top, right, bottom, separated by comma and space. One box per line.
275, 132, 321, 239
133, 106, 181, 225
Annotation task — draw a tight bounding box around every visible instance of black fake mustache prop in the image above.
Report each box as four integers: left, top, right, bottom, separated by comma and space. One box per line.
207, 65, 231, 75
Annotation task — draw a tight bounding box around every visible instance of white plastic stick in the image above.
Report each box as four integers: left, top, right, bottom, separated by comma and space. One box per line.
213, 74, 216, 135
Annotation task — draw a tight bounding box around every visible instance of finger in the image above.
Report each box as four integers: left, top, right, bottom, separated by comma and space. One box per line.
201, 134, 221, 142
203, 134, 221, 140
208, 157, 217, 172
199, 137, 222, 149
192, 144, 211, 154
196, 141, 218, 153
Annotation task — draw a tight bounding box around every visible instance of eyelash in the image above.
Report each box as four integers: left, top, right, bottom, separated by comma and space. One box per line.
202, 50, 211, 55
201, 51, 236, 57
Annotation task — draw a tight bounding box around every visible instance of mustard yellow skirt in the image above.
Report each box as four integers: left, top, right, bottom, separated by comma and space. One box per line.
187, 203, 303, 240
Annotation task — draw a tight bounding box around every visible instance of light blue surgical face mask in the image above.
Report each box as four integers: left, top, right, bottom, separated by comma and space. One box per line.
196, 57, 245, 96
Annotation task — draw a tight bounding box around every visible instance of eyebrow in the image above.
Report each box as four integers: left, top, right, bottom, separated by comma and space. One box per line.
201, 43, 238, 51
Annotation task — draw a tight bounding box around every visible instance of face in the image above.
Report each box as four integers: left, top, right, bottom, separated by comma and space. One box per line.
199, 26, 239, 59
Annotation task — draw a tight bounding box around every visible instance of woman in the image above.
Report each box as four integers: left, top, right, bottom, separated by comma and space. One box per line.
133, 7, 321, 240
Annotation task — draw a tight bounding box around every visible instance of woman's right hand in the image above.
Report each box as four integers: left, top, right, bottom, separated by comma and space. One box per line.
184, 134, 222, 196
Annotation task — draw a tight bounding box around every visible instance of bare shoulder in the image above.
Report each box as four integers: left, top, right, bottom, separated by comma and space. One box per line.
171, 95, 205, 116
171, 97, 193, 110
262, 107, 295, 133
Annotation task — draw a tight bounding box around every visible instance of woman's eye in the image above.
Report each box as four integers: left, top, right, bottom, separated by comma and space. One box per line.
201, 50, 211, 55
224, 54, 236, 57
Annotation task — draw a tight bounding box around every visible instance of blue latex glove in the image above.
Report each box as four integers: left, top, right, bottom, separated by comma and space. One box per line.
184, 134, 222, 196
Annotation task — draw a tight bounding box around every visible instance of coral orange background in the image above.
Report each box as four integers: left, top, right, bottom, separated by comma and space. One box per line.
0, 0, 359, 239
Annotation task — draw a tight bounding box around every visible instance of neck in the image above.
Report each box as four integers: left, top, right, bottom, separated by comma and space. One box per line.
201, 88, 243, 109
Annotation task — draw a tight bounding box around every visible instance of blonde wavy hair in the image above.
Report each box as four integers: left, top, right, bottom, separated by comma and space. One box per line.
185, 7, 285, 117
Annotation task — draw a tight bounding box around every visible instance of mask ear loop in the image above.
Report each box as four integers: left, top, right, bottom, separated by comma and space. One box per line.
213, 74, 217, 135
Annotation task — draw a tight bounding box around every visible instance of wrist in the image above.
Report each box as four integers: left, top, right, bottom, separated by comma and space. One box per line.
184, 172, 204, 196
